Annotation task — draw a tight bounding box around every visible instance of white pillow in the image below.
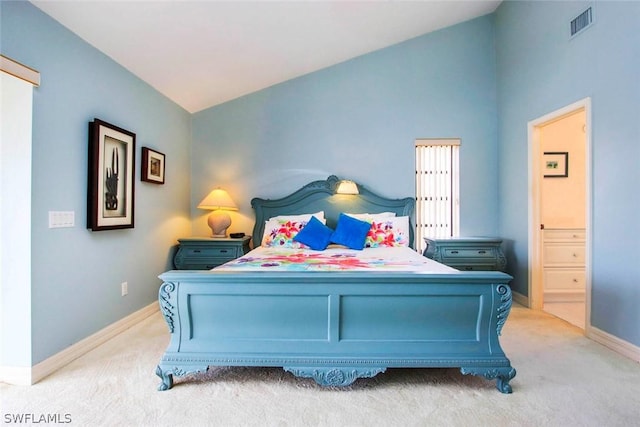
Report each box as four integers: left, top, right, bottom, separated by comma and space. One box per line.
268, 211, 325, 222
345, 212, 396, 220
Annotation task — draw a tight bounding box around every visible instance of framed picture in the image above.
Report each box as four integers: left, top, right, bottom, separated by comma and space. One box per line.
141, 147, 165, 184
543, 152, 569, 178
87, 118, 135, 231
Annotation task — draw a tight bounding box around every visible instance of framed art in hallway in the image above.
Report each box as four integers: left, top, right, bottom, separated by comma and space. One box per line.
141, 147, 165, 184
543, 152, 568, 178
87, 118, 135, 231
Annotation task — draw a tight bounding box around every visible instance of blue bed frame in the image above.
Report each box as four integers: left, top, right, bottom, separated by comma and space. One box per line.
156, 176, 516, 393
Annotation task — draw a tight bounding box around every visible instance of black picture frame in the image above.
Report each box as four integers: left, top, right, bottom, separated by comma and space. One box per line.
87, 118, 135, 231
141, 147, 165, 184
543, 152, 569, 178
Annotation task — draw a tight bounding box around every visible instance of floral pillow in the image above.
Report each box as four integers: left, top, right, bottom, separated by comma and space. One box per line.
262, 218, 310, 248
364, 216, 410, 248
261, 212, 325, 248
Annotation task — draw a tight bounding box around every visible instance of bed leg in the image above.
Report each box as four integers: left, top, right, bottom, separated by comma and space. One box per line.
495, 369, 517, 394
155, 365, 173, 391
460, 366, 516, 394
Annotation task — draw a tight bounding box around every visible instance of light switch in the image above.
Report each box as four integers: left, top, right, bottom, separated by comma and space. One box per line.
49, 211, 75, 228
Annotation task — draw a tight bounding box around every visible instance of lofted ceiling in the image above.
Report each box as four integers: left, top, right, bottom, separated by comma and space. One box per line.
31, 1, 501, 113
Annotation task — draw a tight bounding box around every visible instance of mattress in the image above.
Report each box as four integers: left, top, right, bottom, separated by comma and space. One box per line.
215, 246, 457, 273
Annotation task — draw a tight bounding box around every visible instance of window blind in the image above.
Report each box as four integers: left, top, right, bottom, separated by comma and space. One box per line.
415, 139, 460, 253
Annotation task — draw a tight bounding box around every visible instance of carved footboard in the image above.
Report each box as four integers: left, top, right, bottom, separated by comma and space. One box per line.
156, 270, 516, 393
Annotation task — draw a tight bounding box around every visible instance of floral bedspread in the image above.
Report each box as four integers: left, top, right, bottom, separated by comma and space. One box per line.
215, 246, 456, 273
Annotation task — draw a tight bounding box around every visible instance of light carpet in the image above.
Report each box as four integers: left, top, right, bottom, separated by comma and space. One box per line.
2, 305, 639, 426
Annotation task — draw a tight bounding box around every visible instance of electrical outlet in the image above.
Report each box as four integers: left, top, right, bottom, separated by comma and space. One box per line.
121, 282, 128, 296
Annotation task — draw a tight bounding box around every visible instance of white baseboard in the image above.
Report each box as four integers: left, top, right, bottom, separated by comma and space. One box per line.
508, 291, 638, 363
0, 302, 158, 386
588, 325, 640, 363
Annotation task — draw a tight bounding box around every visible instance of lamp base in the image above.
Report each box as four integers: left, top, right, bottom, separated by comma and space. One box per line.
207, 210, 231, 238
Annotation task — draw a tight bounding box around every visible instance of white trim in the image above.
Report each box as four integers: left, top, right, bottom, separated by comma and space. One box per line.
1, 72, 34, 383
527, 120, 541, 310
0, 55, 40, 87
588, 327, 640, 364
0, 366, 32, 386
0, 303, 158, 385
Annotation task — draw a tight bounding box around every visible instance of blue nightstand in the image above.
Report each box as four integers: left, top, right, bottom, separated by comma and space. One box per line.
423, 237, 507, 271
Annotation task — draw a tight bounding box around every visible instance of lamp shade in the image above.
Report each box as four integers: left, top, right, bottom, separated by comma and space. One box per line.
197, 188, 238, 211
336, 180, 359, 195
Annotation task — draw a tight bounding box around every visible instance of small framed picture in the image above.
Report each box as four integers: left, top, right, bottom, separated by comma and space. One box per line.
87, 119, 135, 231
543, 152, 569, 178
141, 147, 165, 184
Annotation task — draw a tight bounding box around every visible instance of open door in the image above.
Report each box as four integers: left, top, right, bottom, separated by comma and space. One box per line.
528, 98, 591, 331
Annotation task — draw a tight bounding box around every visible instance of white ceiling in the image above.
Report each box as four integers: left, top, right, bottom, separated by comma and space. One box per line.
32, 1, 501, 113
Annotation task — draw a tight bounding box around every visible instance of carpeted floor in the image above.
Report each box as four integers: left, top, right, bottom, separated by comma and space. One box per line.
2, 305, 639, 426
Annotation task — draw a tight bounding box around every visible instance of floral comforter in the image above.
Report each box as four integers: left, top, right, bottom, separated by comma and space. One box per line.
215, 246, 456, 273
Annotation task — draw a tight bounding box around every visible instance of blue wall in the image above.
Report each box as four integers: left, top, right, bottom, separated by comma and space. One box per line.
1, 1, 192, 364
496, 1, 640, 346
191, 15, 500, 239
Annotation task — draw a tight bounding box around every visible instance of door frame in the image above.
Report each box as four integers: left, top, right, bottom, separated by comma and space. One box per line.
527, 97, 592, 332
0, 57, 39, 384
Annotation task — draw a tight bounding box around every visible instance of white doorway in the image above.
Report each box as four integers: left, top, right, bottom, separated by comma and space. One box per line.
0, 57, 39, 384
528, 98, 591, 331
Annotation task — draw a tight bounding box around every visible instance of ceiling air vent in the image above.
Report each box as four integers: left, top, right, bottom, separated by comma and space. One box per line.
570, 7, 593, 37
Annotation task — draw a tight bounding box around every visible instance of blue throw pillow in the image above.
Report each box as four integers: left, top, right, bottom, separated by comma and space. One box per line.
293, 216, 333, 250
330, 213, 371, 250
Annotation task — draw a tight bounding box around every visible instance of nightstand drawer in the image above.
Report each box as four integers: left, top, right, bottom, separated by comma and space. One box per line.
183, 246, 238, 257
174, 236, 251, 270
443, 248, 495, 258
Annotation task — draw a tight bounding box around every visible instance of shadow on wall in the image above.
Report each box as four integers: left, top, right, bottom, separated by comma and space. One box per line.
246, 169, 337, 199
501, 238, 528, 297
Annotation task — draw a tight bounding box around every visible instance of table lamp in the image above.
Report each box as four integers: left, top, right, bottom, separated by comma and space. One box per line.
197, 188, 238, 237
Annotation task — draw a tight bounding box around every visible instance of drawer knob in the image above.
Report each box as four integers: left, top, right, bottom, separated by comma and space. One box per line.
194, 250, 201, 253
451, 250, 459, 254
573, 278, 578, 282
220, 249, 228, 253
478, 250, 486, 254
573, 253, 578, 257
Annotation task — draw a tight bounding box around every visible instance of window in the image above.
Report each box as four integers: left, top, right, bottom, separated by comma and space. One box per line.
415, 139, 460, 253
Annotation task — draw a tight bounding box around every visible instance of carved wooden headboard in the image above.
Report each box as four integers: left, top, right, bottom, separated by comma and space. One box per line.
251, 175, 414, 248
